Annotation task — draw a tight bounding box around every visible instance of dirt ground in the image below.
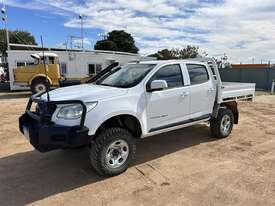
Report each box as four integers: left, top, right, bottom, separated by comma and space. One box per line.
0, 93, 274, 206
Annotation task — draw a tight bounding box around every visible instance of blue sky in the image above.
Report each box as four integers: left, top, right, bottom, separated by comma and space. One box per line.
6, 4, 103, 48
3, 0, 275, 63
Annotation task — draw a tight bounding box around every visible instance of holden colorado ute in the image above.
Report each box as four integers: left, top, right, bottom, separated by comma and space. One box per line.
19, 59, 255, 176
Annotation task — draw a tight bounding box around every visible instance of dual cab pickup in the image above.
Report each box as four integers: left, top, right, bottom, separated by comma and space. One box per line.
19, 59, 255, 176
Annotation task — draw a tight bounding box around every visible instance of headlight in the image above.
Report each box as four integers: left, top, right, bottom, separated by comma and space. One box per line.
57, 102, 98, 119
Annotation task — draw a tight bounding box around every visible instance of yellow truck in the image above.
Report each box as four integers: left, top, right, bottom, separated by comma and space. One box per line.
13, 52, 62, 93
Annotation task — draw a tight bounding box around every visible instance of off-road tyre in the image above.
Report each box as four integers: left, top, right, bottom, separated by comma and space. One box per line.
210, 108, 234, 138
90, 127, 136, 176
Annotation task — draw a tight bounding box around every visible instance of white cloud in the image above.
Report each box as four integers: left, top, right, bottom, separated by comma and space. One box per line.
7, 0, 275, 63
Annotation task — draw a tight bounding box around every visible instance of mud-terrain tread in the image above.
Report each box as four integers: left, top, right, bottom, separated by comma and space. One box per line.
90, 127, 136, 176
210, 108, 234, 138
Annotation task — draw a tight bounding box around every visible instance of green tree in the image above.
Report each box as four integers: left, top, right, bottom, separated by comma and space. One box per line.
149, 46, 199, 60
148, 49, 174, 60
0, 29, 37, 55
94, 40, 118, 51
94, 30, 139, 53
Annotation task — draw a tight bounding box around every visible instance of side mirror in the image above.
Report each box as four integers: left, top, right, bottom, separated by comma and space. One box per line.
147, 80, 168, 92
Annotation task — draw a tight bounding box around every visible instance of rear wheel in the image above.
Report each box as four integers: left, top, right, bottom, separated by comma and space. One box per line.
90, 127, 136, 176
31, 78, 49, 94
210, 108, 234, 138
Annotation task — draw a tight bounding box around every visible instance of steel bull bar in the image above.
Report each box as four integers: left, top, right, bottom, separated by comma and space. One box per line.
19, 92, 92, 152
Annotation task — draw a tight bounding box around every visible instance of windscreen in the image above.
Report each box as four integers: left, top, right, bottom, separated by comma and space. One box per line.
95, 64, 156, 88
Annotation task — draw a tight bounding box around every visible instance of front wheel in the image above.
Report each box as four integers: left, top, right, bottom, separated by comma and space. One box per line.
90, 128, 136, 176
210, 108, 234, 138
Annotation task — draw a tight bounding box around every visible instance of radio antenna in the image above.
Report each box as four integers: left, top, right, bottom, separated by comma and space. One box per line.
40, 35, 50, 101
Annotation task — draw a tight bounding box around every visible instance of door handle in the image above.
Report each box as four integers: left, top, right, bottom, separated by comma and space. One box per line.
180, 91, 189, 97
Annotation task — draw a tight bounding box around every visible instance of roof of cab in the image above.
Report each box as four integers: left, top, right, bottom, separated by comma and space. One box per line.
136, 59, 208, 66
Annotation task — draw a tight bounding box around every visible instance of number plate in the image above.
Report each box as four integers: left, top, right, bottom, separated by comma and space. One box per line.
23, 126, 30, 141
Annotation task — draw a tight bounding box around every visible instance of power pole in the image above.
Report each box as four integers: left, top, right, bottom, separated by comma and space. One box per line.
79, 14, 84, 51
1, 1, 10, 51
70, 35, 82, 49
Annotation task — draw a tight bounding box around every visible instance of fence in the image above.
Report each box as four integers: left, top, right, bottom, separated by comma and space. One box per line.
219, 68, 275, 90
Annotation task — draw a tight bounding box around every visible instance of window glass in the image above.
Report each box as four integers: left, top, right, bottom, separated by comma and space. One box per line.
186, 64, 209, 85
96, 64, 156, 88
49, 57, 55, 64
150, 64, 183, 88
41, 57, 50, 64
16, 62, 26, 67
88, 64, 96, 75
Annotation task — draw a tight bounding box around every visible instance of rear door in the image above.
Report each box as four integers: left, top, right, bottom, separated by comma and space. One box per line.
146, 64, 190, 132
185, 64, 216, 117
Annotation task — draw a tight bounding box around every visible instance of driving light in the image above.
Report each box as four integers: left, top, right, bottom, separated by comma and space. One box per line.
57, 102, 98, 119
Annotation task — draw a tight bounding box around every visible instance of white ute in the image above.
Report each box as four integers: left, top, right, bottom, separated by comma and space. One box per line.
19, 59, 255, 176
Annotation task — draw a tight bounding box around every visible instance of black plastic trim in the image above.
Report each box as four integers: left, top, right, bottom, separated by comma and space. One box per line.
19, 93, 91, 152
19, 112, 91, 152
149, 114, 211, 133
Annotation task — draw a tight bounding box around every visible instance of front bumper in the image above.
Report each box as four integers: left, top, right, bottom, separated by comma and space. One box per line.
19, 94, 92, 152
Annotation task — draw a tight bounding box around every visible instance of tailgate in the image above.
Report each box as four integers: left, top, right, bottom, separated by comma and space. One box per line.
221, 82, 255, 102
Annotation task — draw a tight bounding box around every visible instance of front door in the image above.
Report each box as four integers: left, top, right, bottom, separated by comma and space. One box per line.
146, 64, 190, 132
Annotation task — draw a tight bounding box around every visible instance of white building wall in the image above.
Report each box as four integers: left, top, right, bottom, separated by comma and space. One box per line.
7, 50, 141, 90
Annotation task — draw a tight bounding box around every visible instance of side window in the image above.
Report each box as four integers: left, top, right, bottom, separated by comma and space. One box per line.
186, 64, 209, 85
41, 57, 50, 64
16, 62, 26, 67
49, 57, 55, 64
150, 64, 183, 88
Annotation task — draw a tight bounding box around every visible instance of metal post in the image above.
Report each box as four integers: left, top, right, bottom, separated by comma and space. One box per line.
79, 14, 84, 51
70, 36, 73, 50
1, 2, 10, 51
4, 16, 9, 51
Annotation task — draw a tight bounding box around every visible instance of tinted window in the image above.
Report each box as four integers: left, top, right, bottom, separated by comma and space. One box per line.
186, 64, 209, 85
150, 64, 183, 88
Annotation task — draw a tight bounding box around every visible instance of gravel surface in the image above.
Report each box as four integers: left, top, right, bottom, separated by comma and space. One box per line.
0, 94, 274, 206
